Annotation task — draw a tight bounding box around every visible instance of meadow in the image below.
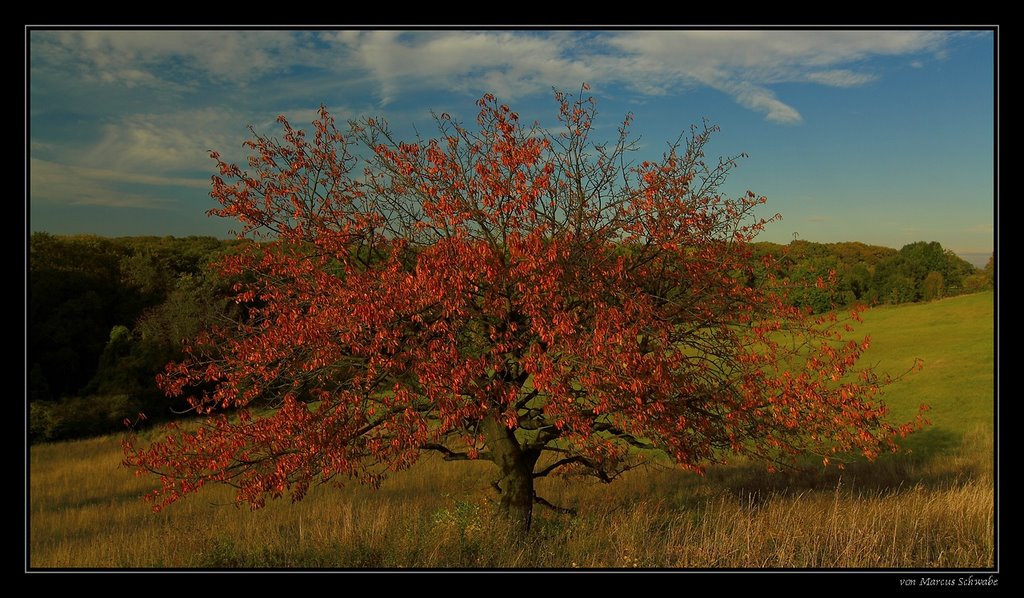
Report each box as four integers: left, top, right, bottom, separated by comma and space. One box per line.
28, 292, 995, 569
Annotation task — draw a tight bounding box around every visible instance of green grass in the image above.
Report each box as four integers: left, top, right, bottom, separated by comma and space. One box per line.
857, 291, 993, 454
28, 292, 995, 568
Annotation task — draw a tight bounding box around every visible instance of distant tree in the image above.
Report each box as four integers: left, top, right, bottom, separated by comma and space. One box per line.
91, 243, 247, 417
963, 253, 995, 293
871, 241, 974, 304
30, 233, 127, 399
897, 242, 946, 301
125, 89, 925, 532
846, 262, 874, 302
922, 271, 945, 301
940, 249, 978, 296
826, 241, 897, 267
786, 256, 843, 313
29, 233, 241, 440
887, 275, 918, 304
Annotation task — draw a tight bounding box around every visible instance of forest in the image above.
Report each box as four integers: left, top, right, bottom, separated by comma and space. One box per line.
28, 232, 992, 443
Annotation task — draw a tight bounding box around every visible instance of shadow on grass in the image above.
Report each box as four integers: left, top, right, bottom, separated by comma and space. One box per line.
193, 538, 342, 568
701, 427, 991, 505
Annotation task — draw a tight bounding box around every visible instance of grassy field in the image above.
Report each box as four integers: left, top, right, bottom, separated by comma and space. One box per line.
28, 292, 995, 569
854, 290, 994, 451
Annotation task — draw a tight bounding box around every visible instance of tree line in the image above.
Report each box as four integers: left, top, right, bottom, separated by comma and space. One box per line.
753, 239, 991, 314
29, 233, 248, 441
28, 232, 992, 443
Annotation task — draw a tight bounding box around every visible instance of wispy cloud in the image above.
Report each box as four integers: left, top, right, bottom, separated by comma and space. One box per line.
805, 215, 831, 223
715, 80, 804, 124
26, 30, 963, 219
80, 108, 242, 174
602, 30, 945, 122
805, 70, 877, 87
30, 158, 205, 209
326, 31, 593, 106
31, 30, 322, 89
31, 30, 951, 123
324, 29, 948, 122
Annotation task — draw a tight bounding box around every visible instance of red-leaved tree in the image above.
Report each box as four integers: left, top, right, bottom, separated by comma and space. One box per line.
124, 87, 925, 531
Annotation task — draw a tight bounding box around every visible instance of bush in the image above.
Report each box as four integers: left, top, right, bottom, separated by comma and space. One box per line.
30, 394, 137, 443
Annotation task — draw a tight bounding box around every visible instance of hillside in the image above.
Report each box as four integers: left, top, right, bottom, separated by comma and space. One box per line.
861, 291, 994, 453
28, 292, 995, 568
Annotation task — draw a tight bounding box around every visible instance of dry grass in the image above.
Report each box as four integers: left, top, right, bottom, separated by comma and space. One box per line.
28, 427, 993, 569
29, 292, 995, 569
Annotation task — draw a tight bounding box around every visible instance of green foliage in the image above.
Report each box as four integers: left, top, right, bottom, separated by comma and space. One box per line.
845, 262, 874, 302
752, 239, 985, 312
922, 271, 945, 301
872, 242, 977, 304
29, 234, 245, 441
30, 394, 137, 442
30, 233, 128, 399
885, 274, 917, 305
962, 254, 994, 293
432, 494, 488, 548
785, 257, 840, 313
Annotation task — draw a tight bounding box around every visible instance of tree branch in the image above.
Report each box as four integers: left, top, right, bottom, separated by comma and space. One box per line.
592, 422, 657, 450
533, 455, 612, 483
421, 443, 490, 461
534, 494, 577, 515
514, 387, 540, 410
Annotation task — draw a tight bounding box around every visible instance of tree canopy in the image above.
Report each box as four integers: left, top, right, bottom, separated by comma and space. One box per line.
124, 88, 926, 530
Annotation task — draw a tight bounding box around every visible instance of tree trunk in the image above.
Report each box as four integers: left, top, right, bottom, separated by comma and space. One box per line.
481, 414, 539, 533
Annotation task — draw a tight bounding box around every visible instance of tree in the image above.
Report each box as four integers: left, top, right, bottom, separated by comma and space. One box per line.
29, 233, 245, 441
874, 241, 976, 303
30, 233, 129, 400
124, 88, 924, 532
963, 253, 995, 294
922, 271, 945, 301
846, 262, 874, 303
785, 255, 843, 313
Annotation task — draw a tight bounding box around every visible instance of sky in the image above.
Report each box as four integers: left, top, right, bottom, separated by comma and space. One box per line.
28, 29, 996, 263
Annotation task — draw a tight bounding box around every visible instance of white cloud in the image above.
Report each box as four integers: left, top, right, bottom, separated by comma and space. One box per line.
607, 30, 945, 68
603, 30, 945, 122
716, 80, 803, 124
325, 30, 949, 123
330, 31, 593, 105
59, 103, 365, 179
30, 29, 954, 127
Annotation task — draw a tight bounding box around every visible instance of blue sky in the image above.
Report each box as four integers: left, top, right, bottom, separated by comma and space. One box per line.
28, 29, 995, 261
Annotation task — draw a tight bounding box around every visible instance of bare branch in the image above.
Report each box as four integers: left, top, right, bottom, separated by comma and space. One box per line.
592, 422, 657, 450
421, 443, 490, 462
534, 494, 577, 515
533, 455, 612, 483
